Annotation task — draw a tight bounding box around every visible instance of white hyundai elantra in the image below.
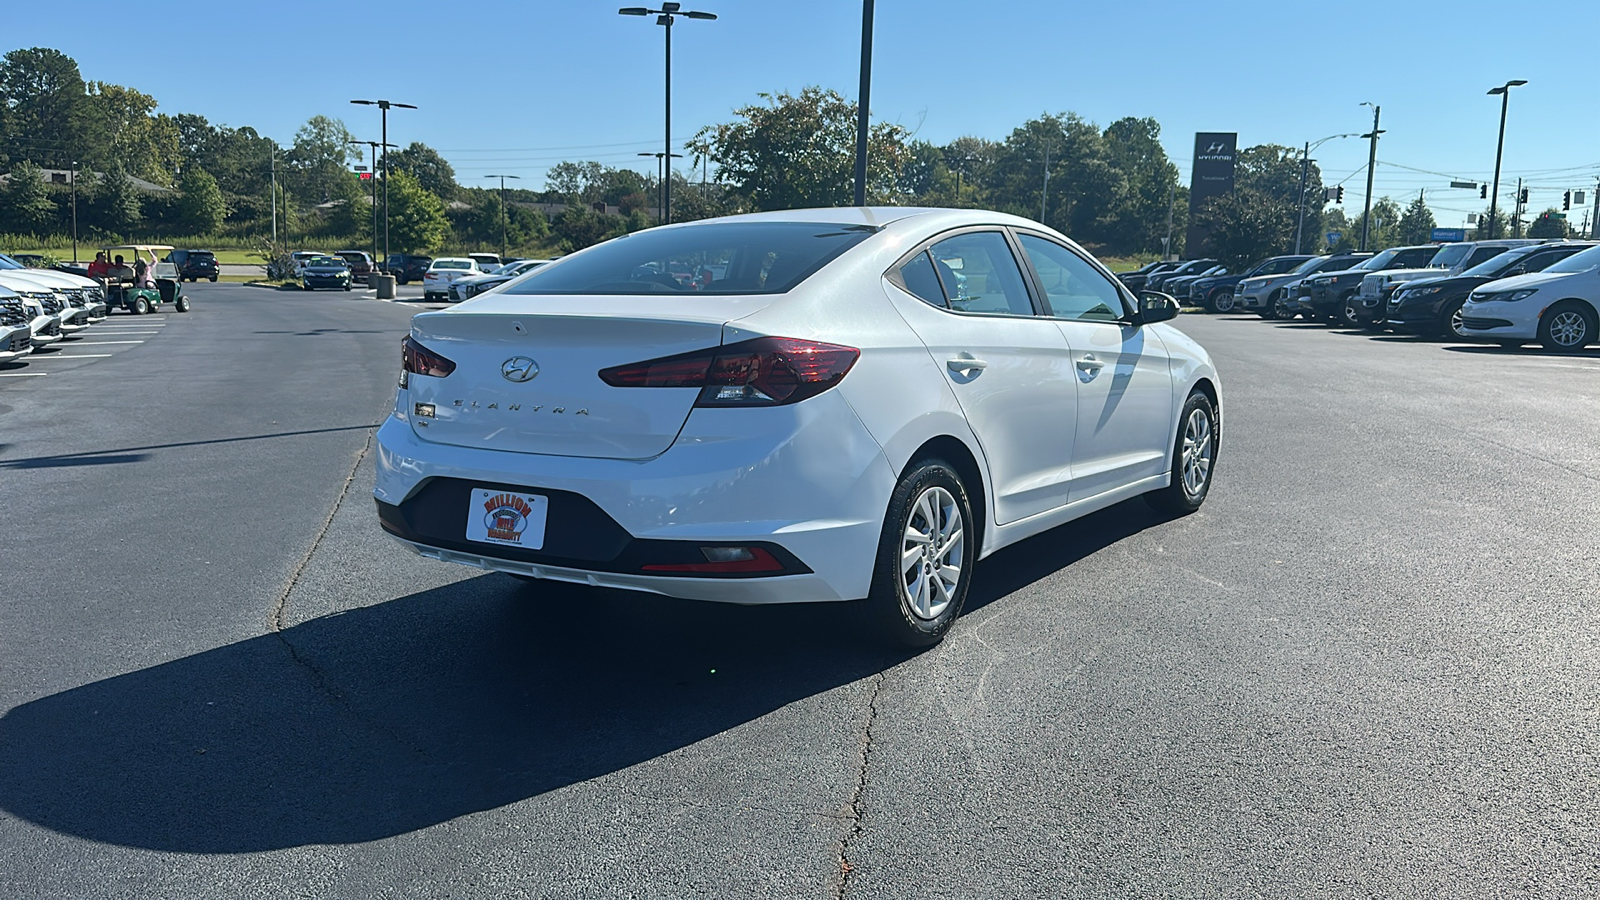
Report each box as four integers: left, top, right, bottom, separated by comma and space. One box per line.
375, 208, 1221, 646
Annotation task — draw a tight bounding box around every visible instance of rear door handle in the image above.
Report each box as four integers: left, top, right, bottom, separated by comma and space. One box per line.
947, 356, 989, 374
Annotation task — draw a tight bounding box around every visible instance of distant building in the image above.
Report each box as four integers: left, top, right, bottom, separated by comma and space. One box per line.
0, 167, 174, 195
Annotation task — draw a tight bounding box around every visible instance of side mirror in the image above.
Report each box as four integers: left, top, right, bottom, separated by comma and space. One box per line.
1137, 291, 1179, 324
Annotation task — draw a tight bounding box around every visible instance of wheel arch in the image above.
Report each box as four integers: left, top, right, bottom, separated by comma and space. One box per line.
901, 434, 989, 559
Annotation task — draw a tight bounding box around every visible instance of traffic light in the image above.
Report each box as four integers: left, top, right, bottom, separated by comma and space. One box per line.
1335, 186, 1345, 204
1519, 187, 1529, 204
1480, 185, 1488, 199
1564, 191, 1572, 210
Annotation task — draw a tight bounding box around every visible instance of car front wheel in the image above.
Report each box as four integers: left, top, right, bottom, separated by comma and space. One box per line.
1213, 290, 1236, 313
867, 459, 975, 649
1145, 391, 1217, 516
1440, 300, 1468, 339
1538, 302, 1596, 351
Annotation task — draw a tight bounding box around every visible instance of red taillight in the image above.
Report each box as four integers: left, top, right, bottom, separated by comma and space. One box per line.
401, 335, 456, 383
599, 337, 859, 406
641, 546, 786, 574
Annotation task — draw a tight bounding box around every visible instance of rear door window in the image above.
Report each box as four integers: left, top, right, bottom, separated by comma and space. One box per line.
1465, 246, 1508, 268
895, 251, 949, 308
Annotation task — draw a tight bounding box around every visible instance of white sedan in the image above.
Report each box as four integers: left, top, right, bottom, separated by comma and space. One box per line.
375, 208, 1221, 647
1460, 243, 1600, 350
422, 258, 490, 301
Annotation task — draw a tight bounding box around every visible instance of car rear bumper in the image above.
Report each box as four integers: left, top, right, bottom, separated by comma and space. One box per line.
372, 391, 898, 604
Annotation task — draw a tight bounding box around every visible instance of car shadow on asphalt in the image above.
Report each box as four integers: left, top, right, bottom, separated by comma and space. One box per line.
0, 498, 1166, 853
1440, 344, 1600, 359
0, 575, 904, 853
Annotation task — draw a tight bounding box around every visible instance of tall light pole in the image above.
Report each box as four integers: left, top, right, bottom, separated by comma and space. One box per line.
638, 150, 683, 221
269, 145, 277, 245
483, 174, 522, 259
350, 99, 417, 266
1359, 102, 1384, 251
1486, 79, 1527, 240
854, 0, 874, 206
350, 139, 394, 270
1294, 133, 1357, 254
619, 4, 716, 225
69, 159, 78, 264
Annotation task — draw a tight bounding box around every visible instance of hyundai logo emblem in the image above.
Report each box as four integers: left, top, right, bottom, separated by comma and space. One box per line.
501, 356, 539, 383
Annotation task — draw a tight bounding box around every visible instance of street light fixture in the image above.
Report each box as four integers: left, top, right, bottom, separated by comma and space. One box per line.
350, 99, 417, 267
483, 174, 522, 260
619, 4, 716, 226
1358, 102, 1384, 251
350, 139, 396, 272
1485, 79, 1528, 240
638, 150, 684, 222
1294, 133, 1358, 253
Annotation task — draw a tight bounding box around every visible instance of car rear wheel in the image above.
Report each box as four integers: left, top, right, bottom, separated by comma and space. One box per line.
1145, 391, 1217, 517
1538, 301, 1596, 351
867, 459, 974, 649
209, 275, 218, 283
1212, 290, 1236, 313
1272, 293, 1295, 320
132, 296, 149, 315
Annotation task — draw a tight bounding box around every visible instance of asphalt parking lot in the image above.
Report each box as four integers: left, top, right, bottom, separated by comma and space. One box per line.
2, 287, 1597, 898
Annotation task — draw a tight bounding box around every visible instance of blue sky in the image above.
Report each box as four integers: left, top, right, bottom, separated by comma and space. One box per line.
8, 0, 1598, 227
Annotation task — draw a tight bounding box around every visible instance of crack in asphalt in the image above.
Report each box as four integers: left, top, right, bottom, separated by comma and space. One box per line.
267, 424, 376, 702
836, 671, 885, 899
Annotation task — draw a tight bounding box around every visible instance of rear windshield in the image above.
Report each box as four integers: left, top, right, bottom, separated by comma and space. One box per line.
504, 222, 877, 295
190, 251, 215, 260
433, 260, 472, 270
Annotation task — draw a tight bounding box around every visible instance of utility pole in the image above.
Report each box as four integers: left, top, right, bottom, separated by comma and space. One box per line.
1039, 141, 1052, 224
853, 0, 874, 206
69, 159, 78, 264
1485, 80, 1527, 240
1513, 178, 1525, 238
1592, 178, 1599, 240
270, 146, 277, 245
1359, 103, 1383, 251
1294, 142, 1310, 254
483, 174, 521, 260
1162, 182, 1175, 259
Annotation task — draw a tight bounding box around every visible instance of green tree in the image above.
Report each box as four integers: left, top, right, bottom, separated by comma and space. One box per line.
1333, 197, 1403, 252
1527, 208, 1568, 238
388, 142, 458, 200
690, 86, 910, 210
384, 170, 448, 253
92, 166, 142, 234
1396, 194, 1437, 244
176, 165, 226, 233
1196, 187, 1296, 268
1, 161, 59, 234
79, 82, 179, 185
0, 48, 88, 169
288, 115, 358, 202
1099, 117, 1183, 254
551, 205, 621, 252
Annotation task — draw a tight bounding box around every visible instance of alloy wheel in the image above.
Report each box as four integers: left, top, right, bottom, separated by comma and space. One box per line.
1549, 310, 1589, 348
1181, 408, 1214, 498
1448, 305, 1467, 338
900, 485, 965, 621
1214, 291, 1236, 313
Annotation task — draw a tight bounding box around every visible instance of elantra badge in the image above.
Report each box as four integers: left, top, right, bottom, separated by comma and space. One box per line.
501, 356, 539, 383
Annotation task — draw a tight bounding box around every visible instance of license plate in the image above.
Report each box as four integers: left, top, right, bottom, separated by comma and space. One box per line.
465, 488, 549, 550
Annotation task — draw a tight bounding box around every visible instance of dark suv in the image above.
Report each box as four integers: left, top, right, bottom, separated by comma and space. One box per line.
383, 254, 432, 285
1301, 245, 1441, 325
1147, 259, 1217, 293
1387, 241, 1595, 339
166, 249, 219, 282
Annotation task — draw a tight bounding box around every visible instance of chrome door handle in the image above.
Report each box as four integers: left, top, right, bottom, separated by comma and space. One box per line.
947, 357, 989, 374
1076, 355, 1105, 372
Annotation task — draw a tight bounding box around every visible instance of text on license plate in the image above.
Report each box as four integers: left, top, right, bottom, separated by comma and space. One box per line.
466, 488, 549, 550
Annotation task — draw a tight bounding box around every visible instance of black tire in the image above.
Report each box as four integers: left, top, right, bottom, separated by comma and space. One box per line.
396, 277, 408, 286
1339, 294, 1361, 327
132, 296, 149, 315
866, 459, 976, 649
1145, 391, 1218, 517
344, 284, 352, 291
208, 275, 218, 283
175, 295, 190, 312
1439, 300, 1467, 340
1212, 290, 1236, 314
1272, 293, 1296, 321
1537, 301, 1596, 351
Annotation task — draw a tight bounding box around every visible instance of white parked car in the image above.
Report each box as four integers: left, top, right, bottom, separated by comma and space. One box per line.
0, 286, 34, 362
0, 273, 68, 346
375, 208, 1222, 647
1460, 242, 1600, 350
0, 253, 106, 321
422, 258, 489, 301
290, 251, 322, 279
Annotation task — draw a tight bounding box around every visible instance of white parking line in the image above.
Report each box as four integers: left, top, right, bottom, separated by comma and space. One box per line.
73, 340, 145, 345
0, 372, 46, 377
81, 330, 160, 334
32, 354, 114, 359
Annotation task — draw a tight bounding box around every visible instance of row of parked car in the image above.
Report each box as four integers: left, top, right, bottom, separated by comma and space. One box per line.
0, 251, 119, 366
276, 250, 552, 300
1118, 238, 1600, 350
